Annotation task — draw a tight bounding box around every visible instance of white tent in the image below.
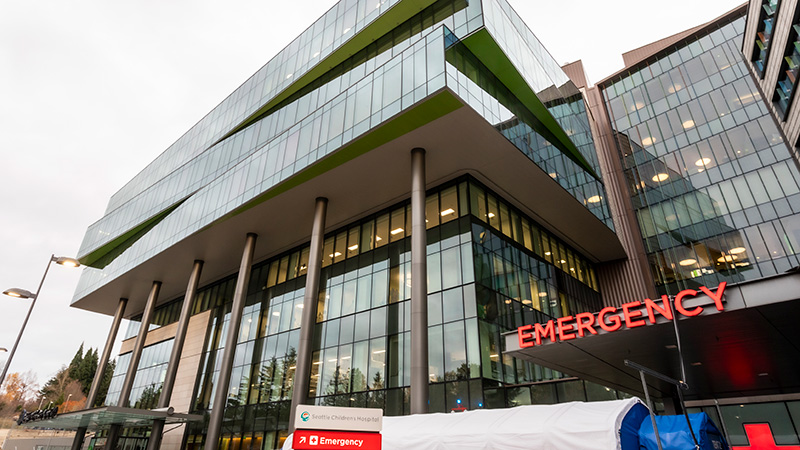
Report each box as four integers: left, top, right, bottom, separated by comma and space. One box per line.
284, 398, 647, 450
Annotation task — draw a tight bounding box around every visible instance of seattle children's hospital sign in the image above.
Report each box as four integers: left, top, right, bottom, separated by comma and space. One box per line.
516, 282, 727, 348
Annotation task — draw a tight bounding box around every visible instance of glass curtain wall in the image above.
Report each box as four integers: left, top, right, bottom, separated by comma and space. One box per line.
602, 14, 800, 295
180, 176, 606, 450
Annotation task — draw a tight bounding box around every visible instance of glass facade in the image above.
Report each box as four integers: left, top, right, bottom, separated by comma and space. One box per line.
689, 400, 800, 446
111, 177, 613, 450
105, 339, 175, 409
602, 13, 800, 295
74, 0, 610, 304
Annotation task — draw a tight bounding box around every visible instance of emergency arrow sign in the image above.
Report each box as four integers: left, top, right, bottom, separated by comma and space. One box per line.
292, 429, 381, 450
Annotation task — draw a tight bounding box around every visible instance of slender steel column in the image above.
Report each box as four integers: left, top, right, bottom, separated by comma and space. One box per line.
118, 282, 161, 407
146, 260, 204, 450
289, 198, 328, 432
205, 234, 257, 450
108, 283, 160, 450
410, 148, 429, 414
88, 298, 128, 408
160, 260, 204, 405
70, 298, 127, 450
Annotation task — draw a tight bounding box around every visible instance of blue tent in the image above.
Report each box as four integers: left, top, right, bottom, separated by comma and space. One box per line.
639, 412, 729, 450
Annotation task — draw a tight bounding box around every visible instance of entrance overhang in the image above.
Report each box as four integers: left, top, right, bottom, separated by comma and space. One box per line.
504, 273, 800, 400
16, 406, 202, 432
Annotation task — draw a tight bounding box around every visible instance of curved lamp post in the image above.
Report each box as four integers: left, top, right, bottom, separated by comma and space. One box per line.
0, 255, 80, 388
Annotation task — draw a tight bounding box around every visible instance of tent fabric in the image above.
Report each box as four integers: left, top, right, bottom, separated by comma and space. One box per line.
619, 402, 650, 450
283, 398, 647, 450
639, 412, 729, 450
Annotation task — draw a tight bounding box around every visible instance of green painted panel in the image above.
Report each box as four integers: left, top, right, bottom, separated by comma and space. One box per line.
212, 89, 464, 225
79, 200, 187, 268
221, 0, 439, 142
461, 29, 600, 180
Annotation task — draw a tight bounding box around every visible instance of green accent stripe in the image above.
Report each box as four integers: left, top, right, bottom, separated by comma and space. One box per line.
221, 0, 439, 142
211, 89, 463, 225
79, 200, 187, 268
461, 29, 600, 180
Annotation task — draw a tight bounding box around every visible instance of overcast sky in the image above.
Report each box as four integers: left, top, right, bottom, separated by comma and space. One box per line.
0, 0, 742, 393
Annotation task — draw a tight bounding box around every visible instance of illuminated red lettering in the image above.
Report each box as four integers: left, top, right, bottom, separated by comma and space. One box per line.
557, 316, 576, 341
575, 312, 597, 337
534, 320, 556, 345
675, 289, 702, 316
621, 301, 646, 328
644, 295, 673, 324
518, 325, 534, 348
598, 306, 621, 332
699, 281, 727, 311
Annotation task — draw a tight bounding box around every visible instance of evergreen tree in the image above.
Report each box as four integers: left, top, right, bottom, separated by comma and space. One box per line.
67, 343, 84, 381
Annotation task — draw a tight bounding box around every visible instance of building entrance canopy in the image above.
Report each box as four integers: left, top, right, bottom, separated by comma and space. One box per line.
16, 406, 202, 432
504, 273, 800, 400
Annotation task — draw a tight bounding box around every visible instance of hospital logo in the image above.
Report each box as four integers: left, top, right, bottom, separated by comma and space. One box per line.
301, 411, 310, 422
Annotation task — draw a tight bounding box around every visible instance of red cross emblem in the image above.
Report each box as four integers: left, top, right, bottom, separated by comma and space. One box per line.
731, 424, 800, 450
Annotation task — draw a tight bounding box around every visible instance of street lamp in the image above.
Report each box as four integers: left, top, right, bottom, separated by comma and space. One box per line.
64, 393, 73, 413
0, 254, 81, 388
38, 396, 47, 410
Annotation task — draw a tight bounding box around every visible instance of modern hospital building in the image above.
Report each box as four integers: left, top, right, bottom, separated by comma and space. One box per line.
51, 0, 800, 448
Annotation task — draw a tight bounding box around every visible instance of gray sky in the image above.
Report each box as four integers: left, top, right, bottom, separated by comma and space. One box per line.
0, 0, 742, 392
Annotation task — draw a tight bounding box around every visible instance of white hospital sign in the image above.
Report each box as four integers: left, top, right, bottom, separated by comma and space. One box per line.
294, 405, 382, 433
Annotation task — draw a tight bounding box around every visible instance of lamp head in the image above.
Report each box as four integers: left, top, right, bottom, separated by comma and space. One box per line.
3, 288, 35, 299
53, 256, 80, 268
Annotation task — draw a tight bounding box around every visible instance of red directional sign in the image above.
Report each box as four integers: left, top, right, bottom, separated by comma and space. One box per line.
292, 429, 382, 450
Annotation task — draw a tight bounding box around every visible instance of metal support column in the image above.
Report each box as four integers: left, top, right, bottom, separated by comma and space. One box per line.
107, 282, 160, 450
289, 198, 328, 432
146, 260, 204, 450
204, 234, 257, 450
70, 298, 127, 450
119, 282, 161, 407
410, 147, 429, 414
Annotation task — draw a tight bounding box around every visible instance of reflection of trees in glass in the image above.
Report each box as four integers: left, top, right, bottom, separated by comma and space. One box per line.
254, 347, 297, 404
134, 384, 162, 410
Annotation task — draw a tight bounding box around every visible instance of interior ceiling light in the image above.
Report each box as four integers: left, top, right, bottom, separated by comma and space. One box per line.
652, 173, 669, 182
682, 120, 695, 129
641, 136, 655, 146
348, 245, 358, 251
717, 254, 737, 263
587, 195, 602, 203
440, 208, 455, 216
390, 228, 404, 235
487, 212, 495, 218
668, 84, 682, 93
729, 247, 746, 254
679, 258, 697, 266
695, 157, 712, 167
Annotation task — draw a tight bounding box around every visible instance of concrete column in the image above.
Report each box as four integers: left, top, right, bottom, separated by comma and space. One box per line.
70, 298, 127, 450
289, 197, 328, 432
204, 234, 257, 450
146, 260, 204, 450
108, 282, 160, 450
410, 148, 429, 414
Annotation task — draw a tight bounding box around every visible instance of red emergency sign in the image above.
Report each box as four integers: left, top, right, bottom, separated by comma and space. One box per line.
292, 429, 382, 450
517, 282, 727, 348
